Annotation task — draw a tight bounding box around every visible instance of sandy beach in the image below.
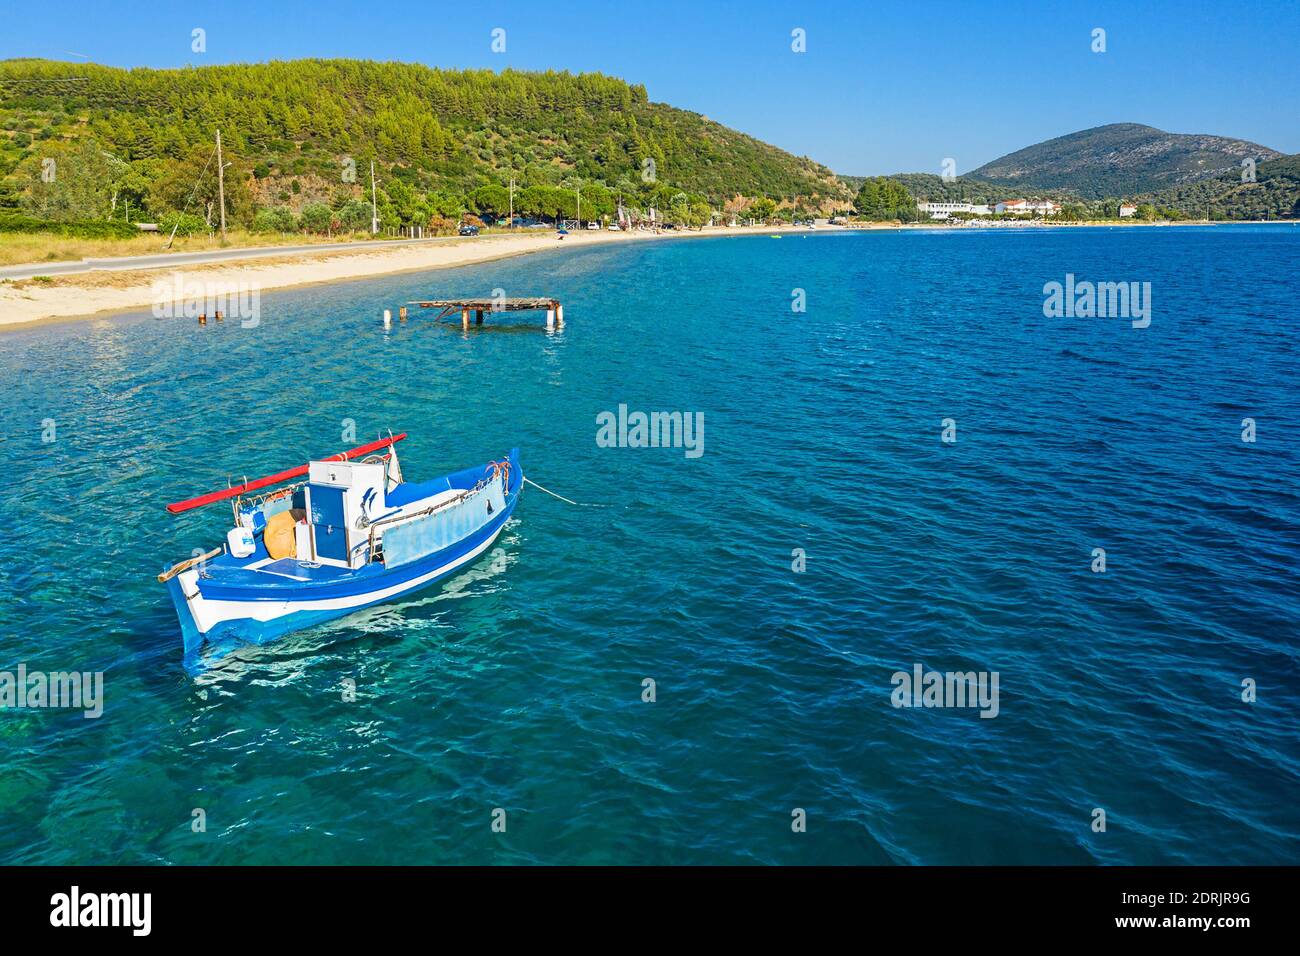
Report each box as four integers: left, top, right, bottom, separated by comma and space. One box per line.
6, 219, 1280, 331
0, 224, 818, 331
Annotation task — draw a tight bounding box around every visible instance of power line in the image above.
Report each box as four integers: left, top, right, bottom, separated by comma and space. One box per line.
164, 141, 218, 249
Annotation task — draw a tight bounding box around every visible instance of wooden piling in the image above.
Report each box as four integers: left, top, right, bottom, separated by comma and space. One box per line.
475, 309, 484, 325
462, 308, 470, 331
399, 306, 408, 322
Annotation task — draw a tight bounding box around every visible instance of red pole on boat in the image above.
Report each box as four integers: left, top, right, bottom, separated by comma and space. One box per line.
165, 433, 407, 514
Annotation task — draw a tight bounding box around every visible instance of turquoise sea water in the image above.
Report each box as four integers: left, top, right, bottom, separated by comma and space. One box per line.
1, 225, 1297, 864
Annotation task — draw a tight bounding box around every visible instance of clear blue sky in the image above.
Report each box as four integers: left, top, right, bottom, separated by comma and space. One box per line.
2, 0, 1296, 174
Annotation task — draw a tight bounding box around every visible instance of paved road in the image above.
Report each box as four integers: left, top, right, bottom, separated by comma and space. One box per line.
0, 235, 468, 281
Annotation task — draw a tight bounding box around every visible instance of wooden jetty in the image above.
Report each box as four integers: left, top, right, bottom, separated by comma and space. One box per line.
406, 297, 564, 330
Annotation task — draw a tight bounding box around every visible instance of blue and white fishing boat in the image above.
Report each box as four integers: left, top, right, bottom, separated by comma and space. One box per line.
158, 434, 521, 654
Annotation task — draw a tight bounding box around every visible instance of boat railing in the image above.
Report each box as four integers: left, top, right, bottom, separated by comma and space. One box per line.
233, 479, 307, 521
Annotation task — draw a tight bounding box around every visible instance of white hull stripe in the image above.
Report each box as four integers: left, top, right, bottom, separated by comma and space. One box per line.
179, 522, 505, 635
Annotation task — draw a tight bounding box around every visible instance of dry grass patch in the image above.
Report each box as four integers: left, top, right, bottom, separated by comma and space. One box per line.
0, 230, 388, 268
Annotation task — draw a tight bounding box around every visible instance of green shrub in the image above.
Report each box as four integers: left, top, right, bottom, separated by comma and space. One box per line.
252, 206, 298, 232
299, 202, 332, 233
157, 211, 210, 237
335, 200, 372, 232
0, 213, 140, 239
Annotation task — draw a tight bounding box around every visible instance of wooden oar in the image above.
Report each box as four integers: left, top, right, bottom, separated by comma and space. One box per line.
157, 546, 224, 583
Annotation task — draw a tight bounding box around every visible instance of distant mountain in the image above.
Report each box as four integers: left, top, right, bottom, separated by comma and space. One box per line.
967, 123, 1281, 199
836, 124, 1296, 218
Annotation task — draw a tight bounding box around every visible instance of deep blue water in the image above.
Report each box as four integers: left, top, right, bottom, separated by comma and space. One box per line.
1, 225, 1297, 864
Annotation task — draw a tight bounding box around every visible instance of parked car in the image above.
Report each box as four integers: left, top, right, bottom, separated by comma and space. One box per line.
607, 223, 622, 231
458, 224, 480, 237
587, 221, 600, 230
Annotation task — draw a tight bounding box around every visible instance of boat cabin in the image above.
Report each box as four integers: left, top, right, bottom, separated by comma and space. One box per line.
230, 451, 402, 571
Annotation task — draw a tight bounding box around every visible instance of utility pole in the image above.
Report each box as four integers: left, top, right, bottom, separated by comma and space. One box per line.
509, 176, 515, 229
215, 129, 227, 239
370, 161, 379, 235
576, 182, 581, 227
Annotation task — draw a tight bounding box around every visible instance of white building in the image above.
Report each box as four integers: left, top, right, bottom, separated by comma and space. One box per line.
917, 201, 991, 219
1119, 204, 1137, 218
994, 199, 1061, 216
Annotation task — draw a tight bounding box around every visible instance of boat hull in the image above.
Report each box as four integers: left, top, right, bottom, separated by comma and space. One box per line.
165, 450, 521, 656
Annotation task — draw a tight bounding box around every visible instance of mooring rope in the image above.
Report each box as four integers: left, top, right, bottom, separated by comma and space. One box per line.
523, 475, 589, 506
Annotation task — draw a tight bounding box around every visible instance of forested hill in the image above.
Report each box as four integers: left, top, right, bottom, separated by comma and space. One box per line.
0, 58, 850, 229
967, 123, 1281, 199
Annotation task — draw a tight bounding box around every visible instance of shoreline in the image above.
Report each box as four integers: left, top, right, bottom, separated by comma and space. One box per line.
0, 224, 818, 332
2, 219, 1294, 332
